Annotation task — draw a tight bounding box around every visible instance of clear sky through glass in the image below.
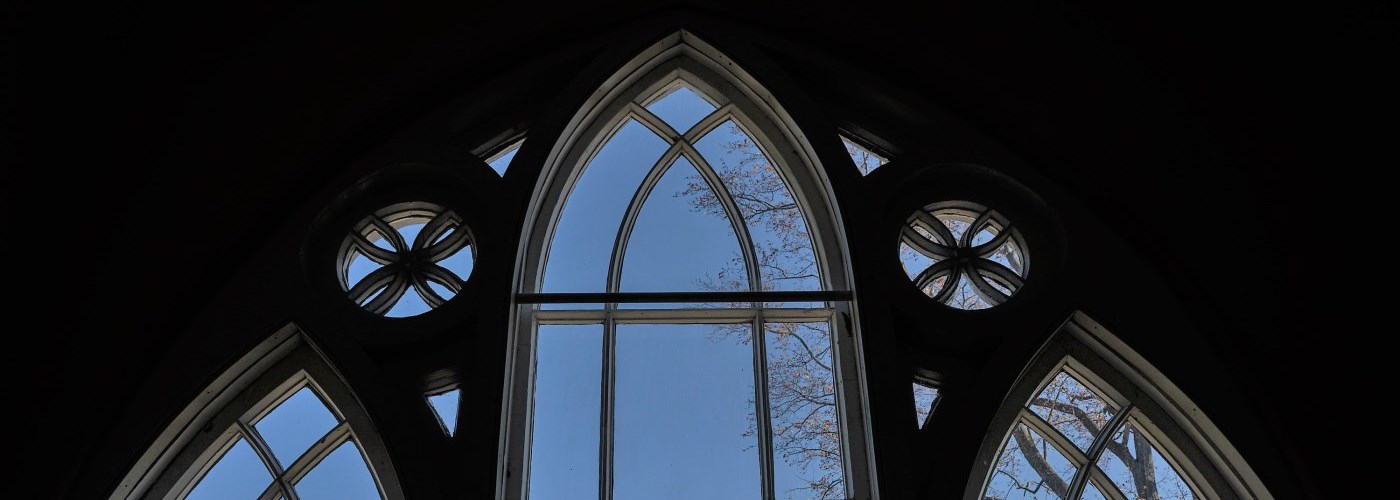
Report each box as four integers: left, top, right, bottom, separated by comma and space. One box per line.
528, 80, 843, 499
614, 323, 760, 500
427, 390, 461, 436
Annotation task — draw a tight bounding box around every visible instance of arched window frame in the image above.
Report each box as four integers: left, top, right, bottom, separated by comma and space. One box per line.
112, 325, 404, 500
966, 312, 1273, 500
499, 31, 876, 500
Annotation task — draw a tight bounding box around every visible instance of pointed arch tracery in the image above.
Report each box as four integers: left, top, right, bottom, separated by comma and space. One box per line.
501, 32, 874, 500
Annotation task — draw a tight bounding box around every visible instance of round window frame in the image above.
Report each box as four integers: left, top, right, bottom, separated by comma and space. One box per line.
335, 201, 478, 318
900, 199, 1030, 310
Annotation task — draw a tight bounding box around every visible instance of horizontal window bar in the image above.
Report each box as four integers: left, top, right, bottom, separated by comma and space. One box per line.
533, 307, 834, 324
517, 291, 852, 304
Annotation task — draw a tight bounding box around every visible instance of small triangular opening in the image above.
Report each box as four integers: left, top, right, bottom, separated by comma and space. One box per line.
427, 389, 461, 436
645, 84, 717, 135
913, 381, 940, 429
485, 139, 523, 176
840, 135, 889, 175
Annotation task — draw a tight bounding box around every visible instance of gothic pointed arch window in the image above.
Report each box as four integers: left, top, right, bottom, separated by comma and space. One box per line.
969, 313, 1273, 500
501, 32, 874, 500
111, 327, 403, 500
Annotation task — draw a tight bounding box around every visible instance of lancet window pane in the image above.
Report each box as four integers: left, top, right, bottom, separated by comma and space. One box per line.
544, 120, 669, 292
645, 85, 716, 135
985, 423, 1078, 499
528, 324, 604, 499
1028, 371, 1117, 452
694, 120, 820, 293
613, 323, 760, 500
294, 441, 381, 500
1079, 482, 1109, 500
1094, 423, 1197, 500
619, 156, 748, 292
186, 439, 272, 500
254, 386, 338, 468
766, 322, 844, 500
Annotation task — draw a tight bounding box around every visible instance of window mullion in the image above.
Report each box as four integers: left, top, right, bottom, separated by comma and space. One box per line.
605, 142, 685, 294
280, 422, 353, 484
751, 312, 775, 500
680, 140, 762, 292
1065, 404, 1134, 499
1088, 467, 1131, 500
235, 421, 300, 500
255, 480, 283, 500
1019, 410, 1091, 466
626, 102, 683, 141
600, 314, 618, 500
680, 103, 738, 143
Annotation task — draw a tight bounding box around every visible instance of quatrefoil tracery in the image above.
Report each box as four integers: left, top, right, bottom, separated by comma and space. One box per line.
901, 202, 1027, 309
339, 204, 474, 316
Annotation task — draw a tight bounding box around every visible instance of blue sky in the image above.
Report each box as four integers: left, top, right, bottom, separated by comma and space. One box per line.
187, 386, 380, 500
528, 86, 841, 499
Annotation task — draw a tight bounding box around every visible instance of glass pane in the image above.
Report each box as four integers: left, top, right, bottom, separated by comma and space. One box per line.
983, 423, 1077, 499
898, 241, 935, 281
345, 251, 381, 290
384, 285, 432, 318
528, 324, 603, 499
941, 215, 971, 243
436, 244, 474, 282
839, 136, 888, 175
487, 140, 522, 176
767, 322, 844, 500
254, 386, 338, 468
1028, 371, 1117, 452
620, 156, 748, 292
396, 222, 426, 249
544, 120, 669, 292
946, 275, 994, 310
425, 280, 457, 301
614, 323, 760, 499
1095, 422, 1197, 500
427, 389, 460, 436
294, 440, 381, 500
696, 120, 820, 293
1079, 481, 1109, 500
366, 230, 394, 251
913, 382, 940, 429
994, 239, 1027, 276
186, 438, 272, 500
645, 85, 716, 135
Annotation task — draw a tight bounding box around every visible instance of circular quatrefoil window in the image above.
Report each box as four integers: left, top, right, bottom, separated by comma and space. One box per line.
899, 201, 1027, 310
337, 202, 476, 317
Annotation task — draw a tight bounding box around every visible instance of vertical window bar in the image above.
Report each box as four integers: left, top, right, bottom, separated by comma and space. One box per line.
834, 311, 866, 499
600, 315, 617, 500
753, 312, 775, 499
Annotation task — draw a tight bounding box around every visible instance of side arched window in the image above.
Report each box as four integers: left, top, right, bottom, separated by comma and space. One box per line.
115, 327, 402, 500
971, 313, 1272, 500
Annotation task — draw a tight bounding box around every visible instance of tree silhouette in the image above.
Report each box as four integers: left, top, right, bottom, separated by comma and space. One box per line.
679, 125, 1193, 499
677, 123, 842, 498
986, 372, 1196, 500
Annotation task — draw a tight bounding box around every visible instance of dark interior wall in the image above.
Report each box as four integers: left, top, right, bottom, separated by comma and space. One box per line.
12, 1, 1382, 498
